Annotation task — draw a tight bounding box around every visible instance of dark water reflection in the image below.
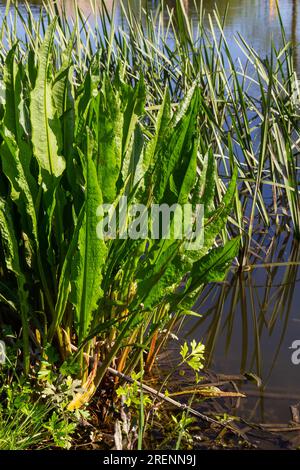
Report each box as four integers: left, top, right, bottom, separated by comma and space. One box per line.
183, 229, 300, 424
1, 0, 300, 427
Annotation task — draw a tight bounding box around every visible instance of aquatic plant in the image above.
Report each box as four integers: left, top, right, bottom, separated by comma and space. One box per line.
0, 13, 238, 407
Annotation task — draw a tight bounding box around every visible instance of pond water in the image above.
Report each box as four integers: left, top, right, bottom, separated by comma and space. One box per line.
1, 0, 300, 430
0, 0, 299, 68
186, 232, 300, 426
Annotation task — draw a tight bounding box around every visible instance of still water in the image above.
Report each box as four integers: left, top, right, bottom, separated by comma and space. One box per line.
0, 0, 299, 65
0, 0, 300, 430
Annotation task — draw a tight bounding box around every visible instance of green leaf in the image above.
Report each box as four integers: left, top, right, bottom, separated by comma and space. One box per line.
173, 237, 240, 311
199, 147, 216, 215
0, 199, 30, 373
30, 19, 65, 180
135, 240, 181, 307
177, 134, 198, 204
93, 79, 123, 202
180, 341, 189, 361
188, 236, 241, 289
143, 87, 171, 170
121, 74, 146, 158
153, 88, 198, 202
48, 205, 85, 341
70, 133, 107, 343
0, 129, 37, 247
52, 36, 75, 166
188, 166, 238, 260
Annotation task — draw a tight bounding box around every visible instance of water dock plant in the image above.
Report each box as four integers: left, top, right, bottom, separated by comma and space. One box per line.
0, 11, 239, 410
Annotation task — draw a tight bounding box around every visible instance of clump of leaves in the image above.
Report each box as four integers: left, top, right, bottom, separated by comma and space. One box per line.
0, 14, 239, 411
180, 340, 206, 372
116, 372, 152, 409
171, 413, 198, 449
0, 366, 79, 449
43, 412, 77, 449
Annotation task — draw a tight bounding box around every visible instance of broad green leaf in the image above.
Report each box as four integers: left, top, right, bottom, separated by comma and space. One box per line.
3, 46, 36, 197
153, 89, 198, 202
177, 135, 198, 204
70, 135, 107, 343
171, 237, 240, 311
52, 40, 75, 164
93, 79, 123, 203
30, 19, 65, 179
188, 236, 241, 290
188, 166, 238, 260
0, 129, 37, 247
138, 250, 190, 310
135, 240, 181, 307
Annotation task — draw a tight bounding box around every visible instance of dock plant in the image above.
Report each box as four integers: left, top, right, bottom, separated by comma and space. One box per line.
0, 16, 239, 407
